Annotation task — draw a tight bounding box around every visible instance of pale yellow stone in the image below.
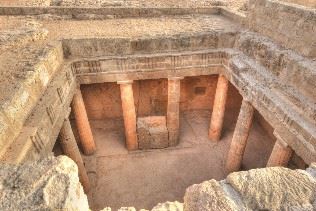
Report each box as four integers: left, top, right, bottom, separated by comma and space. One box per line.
227, 167, 316, 211
184, 179, 239, 211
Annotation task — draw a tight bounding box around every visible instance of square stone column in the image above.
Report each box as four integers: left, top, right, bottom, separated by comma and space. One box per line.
225, 100, 254, 174
118, 80, 138, 151
267, 132, 293, 167
209, 74, 229, 142
59, 117, 90, 193
71, 88, 96, 155
167, 77, 183, 146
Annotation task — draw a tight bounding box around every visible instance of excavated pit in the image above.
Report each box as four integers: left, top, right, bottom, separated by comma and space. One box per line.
51, 75, 303, 210
1, 0, 315, 210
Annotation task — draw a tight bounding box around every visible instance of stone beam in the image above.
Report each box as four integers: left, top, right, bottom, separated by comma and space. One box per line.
267, 132, 293, 167
226, 100, 254, 174
167, 77, 183, 146
208, 74, 229, 142
59, 117, 90, 193
118, 80, 138, 150
71, 88, 96, 155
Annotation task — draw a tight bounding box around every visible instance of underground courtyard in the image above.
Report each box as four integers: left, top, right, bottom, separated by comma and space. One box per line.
0, 0, 315, 210
52, 76, 287, 210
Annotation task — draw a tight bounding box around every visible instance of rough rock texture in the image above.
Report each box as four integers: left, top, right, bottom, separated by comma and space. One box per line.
184, 164, 316, 211
137, 116, 169, 149
248, 0, 316, 58
0, 156, 89, 210
227, 167, 316, 210
0, 0, 51, 6
152, 201, 183, 211
0, 20, 48, 52
184, 180, 239, 211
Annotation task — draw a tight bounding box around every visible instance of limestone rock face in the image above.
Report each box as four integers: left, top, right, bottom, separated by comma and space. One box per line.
184, 180, 239, 211
0, 156, 89, 211
227, 167, 316, 211
184, 165, 316, 211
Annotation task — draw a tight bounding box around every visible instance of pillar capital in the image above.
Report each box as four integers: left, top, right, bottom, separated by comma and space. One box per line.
273, 130, 289, 148
117, 80, 133, 85
168, 77, 184, 81
267, 138, 293, 167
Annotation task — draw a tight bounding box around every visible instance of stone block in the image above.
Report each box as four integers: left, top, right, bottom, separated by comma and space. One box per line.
0, 156, 89, 211
184, 180, 239, 211
227, 167, 316, 210
137, 116, 168, 149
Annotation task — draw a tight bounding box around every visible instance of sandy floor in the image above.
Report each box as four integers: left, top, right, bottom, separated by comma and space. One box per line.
84, 110, 275, 210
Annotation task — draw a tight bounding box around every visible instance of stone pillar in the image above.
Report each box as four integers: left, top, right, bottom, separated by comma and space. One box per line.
59, 118, 90, 193
118, 80, 138, 150
267, 135, 293, 167
167, 77, 183, 146
209, 74, 229, 142
71, 88, 96, 155
225, 100, 254, 174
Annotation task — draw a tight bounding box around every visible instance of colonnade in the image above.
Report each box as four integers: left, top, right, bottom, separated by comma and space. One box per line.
209, 75, 294, 174
58, 77, 184, 192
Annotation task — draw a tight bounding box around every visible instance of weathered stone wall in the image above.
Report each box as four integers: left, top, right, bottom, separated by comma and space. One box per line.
0, 41, 64, 160
80, 75, 242, 119
248, 0, 316, 58
63, 32, 237, 59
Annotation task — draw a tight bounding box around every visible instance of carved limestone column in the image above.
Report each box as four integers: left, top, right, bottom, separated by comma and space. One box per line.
267, 133, 293, 167
225, 100, 254, 174
209, 74, 229, 142
59, 118, 90, 193
118, 80, 138, 150
167, 77, 183, 146
71, 88, 96, 155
